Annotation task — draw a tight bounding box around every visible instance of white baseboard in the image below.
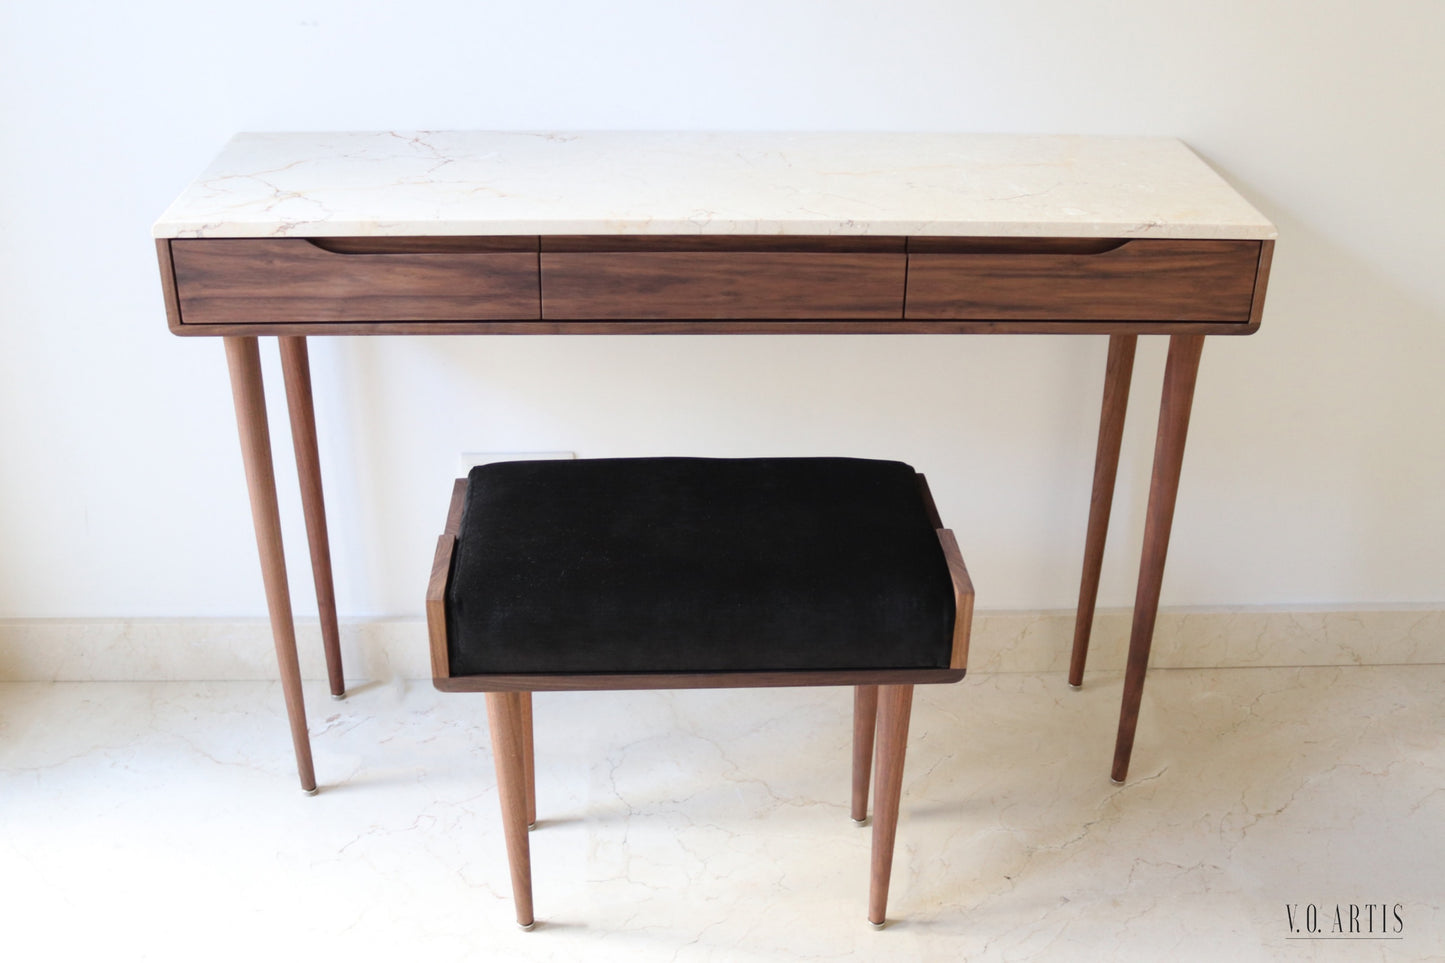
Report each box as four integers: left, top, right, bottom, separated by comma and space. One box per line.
968, 606, 1444, 674
2, 608, 1441, 682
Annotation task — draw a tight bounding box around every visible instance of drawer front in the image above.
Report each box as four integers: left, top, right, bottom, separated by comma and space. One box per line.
905, 239, 1261, 322
169, 238, 541, 325
541, 245, 906, 320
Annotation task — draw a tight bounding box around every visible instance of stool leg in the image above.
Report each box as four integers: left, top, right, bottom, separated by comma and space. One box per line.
486, 692, 535, 929
520, 691, 537, 829
851, 685, 879, 823
868, 684, 914, 927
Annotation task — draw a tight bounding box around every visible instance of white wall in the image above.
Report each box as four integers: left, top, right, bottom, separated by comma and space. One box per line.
1, 0, 1441, 618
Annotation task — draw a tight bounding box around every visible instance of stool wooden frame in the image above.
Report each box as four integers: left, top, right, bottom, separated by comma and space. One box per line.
425, 474, 974, 928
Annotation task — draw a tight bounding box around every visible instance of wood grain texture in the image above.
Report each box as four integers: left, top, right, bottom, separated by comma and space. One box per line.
1070, 334, 1138, 687
164, 233, 1268, 334
309, 236, 537, 254
166, 317, 1258, 337
868, 683, 914, 926
520, 692, 536, 828
851, 685, 879, 822
171, 238, 540, 324
223, 336, 316, 793
1112, 334, 1205, 783
1248, 239, 1275, 330
905, 239, 1261, 321
279, 337, 344, 698
426, 480, 468, 680
541, 251, 906, 319
433, 667, 965, 693
542, 236, 905, 253
486, 691, 535, 928
155, 239, 183, 332
936, 529, 974, 671
907, 237, 1129, 255
425, 534, 456, 682
920, 473, 974, 671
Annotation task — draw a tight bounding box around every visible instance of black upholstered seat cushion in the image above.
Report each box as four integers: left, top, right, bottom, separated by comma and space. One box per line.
445, 457, 956, 676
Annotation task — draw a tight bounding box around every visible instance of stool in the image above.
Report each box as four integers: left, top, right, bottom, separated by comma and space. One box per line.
425, 457, 973, 928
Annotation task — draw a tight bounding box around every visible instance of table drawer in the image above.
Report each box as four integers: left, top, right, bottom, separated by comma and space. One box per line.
905, 239, 1262, 322
541, 238, 906, 320
168, 237, 541, 325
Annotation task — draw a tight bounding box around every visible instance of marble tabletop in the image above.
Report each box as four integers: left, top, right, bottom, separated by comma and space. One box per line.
153, 131, 1275, 241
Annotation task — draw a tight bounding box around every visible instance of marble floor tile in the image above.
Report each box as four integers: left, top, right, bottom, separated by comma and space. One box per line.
1, 667, 1440, 961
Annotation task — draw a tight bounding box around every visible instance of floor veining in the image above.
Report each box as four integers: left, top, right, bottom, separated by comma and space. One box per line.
1, 667, 1441, 961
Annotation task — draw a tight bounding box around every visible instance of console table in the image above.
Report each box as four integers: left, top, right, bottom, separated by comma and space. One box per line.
153, 131, 1275, 792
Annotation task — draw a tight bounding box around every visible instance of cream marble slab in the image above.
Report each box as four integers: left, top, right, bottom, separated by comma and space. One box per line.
2, 670, 1439, 960
153, 131, 1276, 241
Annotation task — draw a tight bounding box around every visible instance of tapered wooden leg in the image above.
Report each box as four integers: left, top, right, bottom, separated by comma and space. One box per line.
487, 692, 535, 928
224, 337, 316, 794
1112, 335, 1205, 783
1070, 334, 1137, 687
868, 684, 914, 927
279, 337, 345, 699
520, 691, 536, 829
851, 685, 879, 823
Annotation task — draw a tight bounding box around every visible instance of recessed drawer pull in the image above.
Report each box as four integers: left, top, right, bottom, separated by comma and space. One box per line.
907, 238, 1130, 256
305, 237, 538, 255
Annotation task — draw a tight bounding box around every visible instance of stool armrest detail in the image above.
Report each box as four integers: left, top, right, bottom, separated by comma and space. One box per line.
936, 528, 974, 671
426, 533, 457, 680
427, 478, 469, 682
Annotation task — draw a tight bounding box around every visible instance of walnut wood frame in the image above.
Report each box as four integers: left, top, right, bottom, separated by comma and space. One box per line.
184, 234, 1273, 793
158, 237, 1271, 337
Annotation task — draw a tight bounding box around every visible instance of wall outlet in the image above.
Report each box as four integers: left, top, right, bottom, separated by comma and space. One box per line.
456, 451, 576, 475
